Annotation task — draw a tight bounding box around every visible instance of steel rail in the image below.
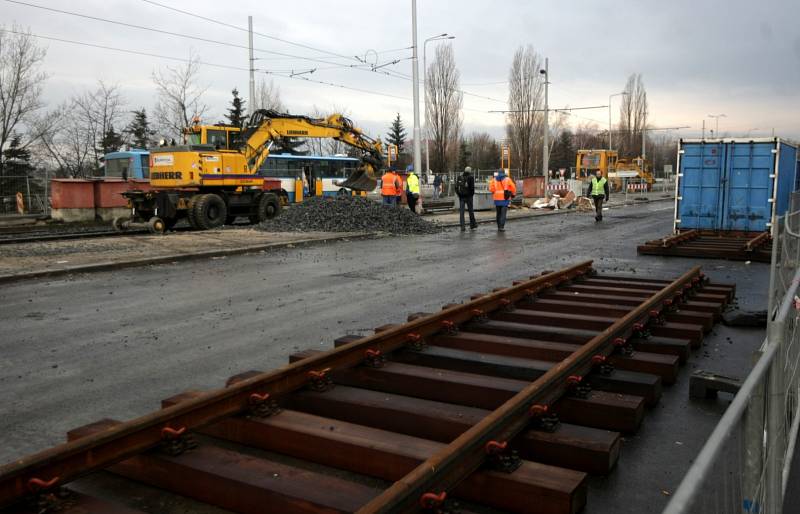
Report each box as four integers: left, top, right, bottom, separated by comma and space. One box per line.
0, 260, 594, 507
357, 265, 703, 514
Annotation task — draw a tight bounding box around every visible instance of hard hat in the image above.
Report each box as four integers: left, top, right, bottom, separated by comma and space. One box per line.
464, 166, 472, 173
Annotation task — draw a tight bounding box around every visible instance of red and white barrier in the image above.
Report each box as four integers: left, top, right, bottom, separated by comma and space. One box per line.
546, 183, 570, 195
627, 183, 649, 193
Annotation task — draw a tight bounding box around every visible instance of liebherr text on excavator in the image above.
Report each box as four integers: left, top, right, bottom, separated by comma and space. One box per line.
117, 109, 383, 233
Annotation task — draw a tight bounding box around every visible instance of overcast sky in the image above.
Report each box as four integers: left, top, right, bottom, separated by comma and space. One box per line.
4, 0, 800, 141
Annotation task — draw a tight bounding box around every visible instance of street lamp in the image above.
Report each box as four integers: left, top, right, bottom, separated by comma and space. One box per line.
707, 114, 726, 138
423, 33, 455, 176
608, 92, 627, 151
540, 58, 549, 177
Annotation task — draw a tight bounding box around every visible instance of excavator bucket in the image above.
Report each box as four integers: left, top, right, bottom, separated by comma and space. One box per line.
337, 166, 378, 191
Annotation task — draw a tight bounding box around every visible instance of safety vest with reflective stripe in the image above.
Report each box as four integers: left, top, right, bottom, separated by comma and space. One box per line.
591, 176, 607, 196
406, 173, 420, 194
381, 172, 400, 196
489, 176, 517, 202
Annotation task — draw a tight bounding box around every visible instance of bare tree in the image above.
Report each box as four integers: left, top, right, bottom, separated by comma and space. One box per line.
0, 25, 47, 174
73, 81, 125, 166
254, 78, 284, 113
426, 43, 462, 174
618, 73, 648, 157
152, 53, 208, 139
34, 102, 96, 178
573, 121, 603, 150
506, 45, 545, 176
467, 132, 500, 170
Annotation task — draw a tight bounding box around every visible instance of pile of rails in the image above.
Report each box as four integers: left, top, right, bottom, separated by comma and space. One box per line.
0, 261, 734, 514
258, 196, 441, 235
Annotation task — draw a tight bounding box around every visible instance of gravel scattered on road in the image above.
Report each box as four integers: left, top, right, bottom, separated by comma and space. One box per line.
257, 196, 442, 234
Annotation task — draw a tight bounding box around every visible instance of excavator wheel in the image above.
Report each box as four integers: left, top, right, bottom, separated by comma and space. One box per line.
147, 216, 167, 235
249, 193, 281, 224
186, 195, 200, 229
194, 193, 227, 230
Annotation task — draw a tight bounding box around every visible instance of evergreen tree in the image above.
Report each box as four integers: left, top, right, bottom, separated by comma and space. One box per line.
385, 113, 407, 153
99, 125, 124, 156
457, 138, 470, 172
2, 134, 34, 176
225, 88, 247, 128
126, 108, 154, 149
550, 129, 575, 171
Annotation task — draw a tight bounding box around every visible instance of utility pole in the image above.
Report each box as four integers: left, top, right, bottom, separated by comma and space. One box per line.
248, 16, 255, 111
410, 0, 422, 180
541, 57, 549, 177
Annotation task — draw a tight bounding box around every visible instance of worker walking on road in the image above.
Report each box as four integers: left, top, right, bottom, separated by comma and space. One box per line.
456, 166, 477, 231
381, 168, 402, 206
405, 165, 420, 214
586, 169, 610, 221
433, 174, 442, 199
489, 169, 516, 232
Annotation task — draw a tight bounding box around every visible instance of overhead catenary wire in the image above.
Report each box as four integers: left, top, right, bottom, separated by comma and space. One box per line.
0, 28, 411, 101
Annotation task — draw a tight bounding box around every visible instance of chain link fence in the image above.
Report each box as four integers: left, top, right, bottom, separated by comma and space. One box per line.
0, 173, 49, 216
663, 198, 800, 514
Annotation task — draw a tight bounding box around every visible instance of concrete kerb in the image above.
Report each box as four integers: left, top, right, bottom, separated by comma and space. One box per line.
437, 195, 674, 228
0, 232, 381, 285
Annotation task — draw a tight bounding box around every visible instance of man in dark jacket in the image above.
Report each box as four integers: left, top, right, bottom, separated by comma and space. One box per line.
586, 169, 610, 221
456, 167, 477, 231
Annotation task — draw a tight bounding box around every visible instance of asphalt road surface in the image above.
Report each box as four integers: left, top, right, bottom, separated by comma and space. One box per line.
0, 201, 769, 514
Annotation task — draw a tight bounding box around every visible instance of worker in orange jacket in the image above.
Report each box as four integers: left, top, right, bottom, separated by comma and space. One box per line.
381, 168, 402, 206
489, 169, 517, 231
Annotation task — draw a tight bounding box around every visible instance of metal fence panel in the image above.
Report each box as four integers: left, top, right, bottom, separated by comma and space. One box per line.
0, 174, 48, 215
664, 202, 800, 513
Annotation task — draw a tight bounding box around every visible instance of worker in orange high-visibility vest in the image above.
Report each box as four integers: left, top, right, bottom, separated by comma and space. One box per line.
489, 169, 517, 231
381, 168, 402, 206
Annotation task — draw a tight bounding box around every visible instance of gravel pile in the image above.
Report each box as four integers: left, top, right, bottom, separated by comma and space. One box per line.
257, 196, 441, 235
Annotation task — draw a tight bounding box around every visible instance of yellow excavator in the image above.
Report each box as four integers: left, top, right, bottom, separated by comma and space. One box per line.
117, 109, 383, 233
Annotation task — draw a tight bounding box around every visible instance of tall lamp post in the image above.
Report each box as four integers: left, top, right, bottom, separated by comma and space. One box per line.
608, 91, 627, 151
540, 58, 549, 177
707, 113, 726, 138
423, 33, 455, 176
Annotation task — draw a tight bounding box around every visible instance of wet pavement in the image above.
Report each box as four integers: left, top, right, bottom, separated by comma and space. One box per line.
0, 201, 768, 514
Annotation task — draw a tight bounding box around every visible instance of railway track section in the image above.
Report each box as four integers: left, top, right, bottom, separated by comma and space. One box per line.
638, 229, 772, 262
0, 260, 734, 514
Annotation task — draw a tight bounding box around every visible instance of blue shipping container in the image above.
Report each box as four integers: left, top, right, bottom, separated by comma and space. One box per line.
674, 139, 798, 233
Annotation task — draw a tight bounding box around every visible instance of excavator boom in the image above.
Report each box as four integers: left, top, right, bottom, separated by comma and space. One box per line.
240, 110, 383, 191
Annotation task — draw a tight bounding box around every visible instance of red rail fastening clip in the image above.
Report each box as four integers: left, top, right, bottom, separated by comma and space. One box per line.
161, 425, 186, 439
633, 323, 645, 332
441, 320, 456, 331
683, 283, 692, 290
485, 440, 508, 455
592, 355, 607, 365
308, 368, 331, 381
664, 299, 673, 307
407, 333, 422, 342
544, 282, 553, 289
529, 404, 549, 417
365, 348, 382, 359
649, 309, 660, 318
249, 392, 270, 404
692, 277, 701, 284
567, 375, 583, 387
471, 308, 485, 317
27, 476, 59, 492
613, 337, 627, 347
525, 288, 536, 296
420, 491, 447, 509
499, 298, 512, 306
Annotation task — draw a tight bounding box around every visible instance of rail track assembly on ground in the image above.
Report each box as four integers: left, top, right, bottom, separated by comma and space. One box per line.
0, 260, 734, 514
638, 230, 772, 262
